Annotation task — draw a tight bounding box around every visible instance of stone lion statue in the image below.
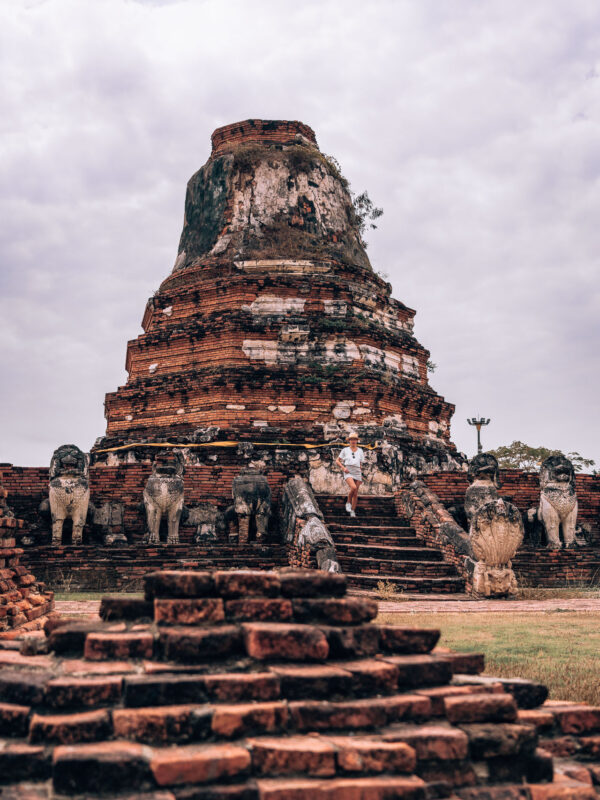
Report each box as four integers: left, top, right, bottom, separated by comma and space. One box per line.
49, 444, 90, 546
464, 453, 501, 524
538, 455, 578, 549
143, 450, 185, 545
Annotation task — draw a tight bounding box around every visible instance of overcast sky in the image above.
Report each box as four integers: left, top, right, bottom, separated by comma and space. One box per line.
2, 0, 599, 469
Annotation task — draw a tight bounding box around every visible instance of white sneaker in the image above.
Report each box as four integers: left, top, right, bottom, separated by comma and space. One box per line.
345, 502, 352, 513
349, 510, 356, 518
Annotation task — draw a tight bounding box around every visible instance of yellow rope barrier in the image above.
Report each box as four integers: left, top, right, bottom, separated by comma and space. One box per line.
94, 439, 381, 454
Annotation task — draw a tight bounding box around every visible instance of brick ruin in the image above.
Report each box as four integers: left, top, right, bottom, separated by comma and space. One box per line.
0, 567, 599, 797
0, 475, 53, 635
1, 118, 598, 595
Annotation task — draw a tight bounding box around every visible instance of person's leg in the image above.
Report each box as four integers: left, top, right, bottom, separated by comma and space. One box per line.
351, 480, 362, 511
345, 476, 356, 513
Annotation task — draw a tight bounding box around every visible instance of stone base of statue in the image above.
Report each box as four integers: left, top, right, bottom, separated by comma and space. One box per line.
471, 559, 518, 598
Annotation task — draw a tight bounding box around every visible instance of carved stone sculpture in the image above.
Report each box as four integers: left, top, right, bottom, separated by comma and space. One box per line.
538, 455, 578, 549
89, 502, 127, 546
49, 444, 90, 546
465, 453, 501, 524
143, 450, 185, 545
470, 499, 524, 597
280, 476, 341, 573
464, 454, 523, 597
232, 468, 271, 543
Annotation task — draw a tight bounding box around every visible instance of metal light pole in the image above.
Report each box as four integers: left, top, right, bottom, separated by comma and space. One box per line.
467, 417, 491, 454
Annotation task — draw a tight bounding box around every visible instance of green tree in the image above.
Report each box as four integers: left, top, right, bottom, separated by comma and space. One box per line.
487, 441, 595, 473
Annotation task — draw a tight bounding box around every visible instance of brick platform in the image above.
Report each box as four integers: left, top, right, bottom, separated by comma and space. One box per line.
0, 568, 597, 797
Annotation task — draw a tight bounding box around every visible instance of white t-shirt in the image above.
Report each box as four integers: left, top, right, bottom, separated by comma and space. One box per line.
338, 447, 365, 469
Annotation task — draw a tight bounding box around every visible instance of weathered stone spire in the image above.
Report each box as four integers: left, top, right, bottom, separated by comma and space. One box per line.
175, 119, 370, 271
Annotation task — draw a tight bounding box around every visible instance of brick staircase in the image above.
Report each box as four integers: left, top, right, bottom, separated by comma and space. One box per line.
317, 495, 466, 594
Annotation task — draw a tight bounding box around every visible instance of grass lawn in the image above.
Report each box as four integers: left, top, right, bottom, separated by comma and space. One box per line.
377, 611, 600, 706
54, 592, 142, 602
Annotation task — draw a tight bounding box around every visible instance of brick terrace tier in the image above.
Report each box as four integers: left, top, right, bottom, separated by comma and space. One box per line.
0, 567, 598, 797
94, 119, 459, 474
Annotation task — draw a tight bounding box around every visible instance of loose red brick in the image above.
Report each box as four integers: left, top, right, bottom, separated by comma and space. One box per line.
154, 598, 225, 625
145, 570, 214, 599
518, 709, 556, 732
377, 626, 440, 655
551, 705, 600, 735
29, 708, 112, 745
256, 775, 427, 799
151, 743, 250, 786
249, 735, 336, 776
330, 659, 399, 695
437, 651, 485, 675
53, 741, 154, 794
124, 673, 207, 707
214, 570, 281, 598
225, 598, 293, 622
113, 704, 212, 743
0, 701, 30, 737
279, 570, 347, 598
289, 694, 431, 732
381, 654, 453, 688
62, 659, 136, 675
327, 735, 417, 774
203, 672, 280, 703
212, 701, 288, 738
243, 623, 328, 661
292, 597, 377, 625
417, 685, 503, 716
320, 624, 380, 658
84, 631, 154, 661
528, 785, 597, 800
444, 693, 517, 723
0, 670, 51, 705
461, 723, 537, 758
100, 596, 154, 621
44, 676, 122, 709
382, 724, 469, 760
269, 664, 354, 700
159, 626, 242, 662
0, 742, 50, 783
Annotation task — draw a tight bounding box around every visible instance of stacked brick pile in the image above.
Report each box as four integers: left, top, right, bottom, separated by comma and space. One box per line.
0, 477, 54, 634
94, 119, 458, 475
0, 567, 597, 797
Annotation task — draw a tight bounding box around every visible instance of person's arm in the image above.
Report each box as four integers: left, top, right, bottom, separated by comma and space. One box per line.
335, 451, 349, 473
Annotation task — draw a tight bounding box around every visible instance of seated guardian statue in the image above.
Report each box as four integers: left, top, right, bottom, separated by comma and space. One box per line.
538, 455, 578, 549
49, 444, 90, 546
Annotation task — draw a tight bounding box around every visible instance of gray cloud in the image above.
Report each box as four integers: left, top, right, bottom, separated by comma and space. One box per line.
1, 0, 599, 467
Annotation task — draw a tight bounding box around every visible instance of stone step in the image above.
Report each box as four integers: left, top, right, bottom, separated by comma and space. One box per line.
344, 573, 466, 594
337, 559, 458, 577
335, 544, 444, 562
324, 515, 410, 526
333, 534, 420, 547
327, 523, 416, 534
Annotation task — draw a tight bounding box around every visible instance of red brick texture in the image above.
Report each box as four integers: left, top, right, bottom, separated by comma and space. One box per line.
0, 566, 596, 797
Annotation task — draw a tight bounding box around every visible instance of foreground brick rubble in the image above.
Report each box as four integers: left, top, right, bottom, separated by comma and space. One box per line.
0, 569, 598, 798
0, 478, 54, 635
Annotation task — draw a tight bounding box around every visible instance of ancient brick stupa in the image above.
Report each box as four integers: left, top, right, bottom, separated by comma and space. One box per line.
93, 120, 460, 488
